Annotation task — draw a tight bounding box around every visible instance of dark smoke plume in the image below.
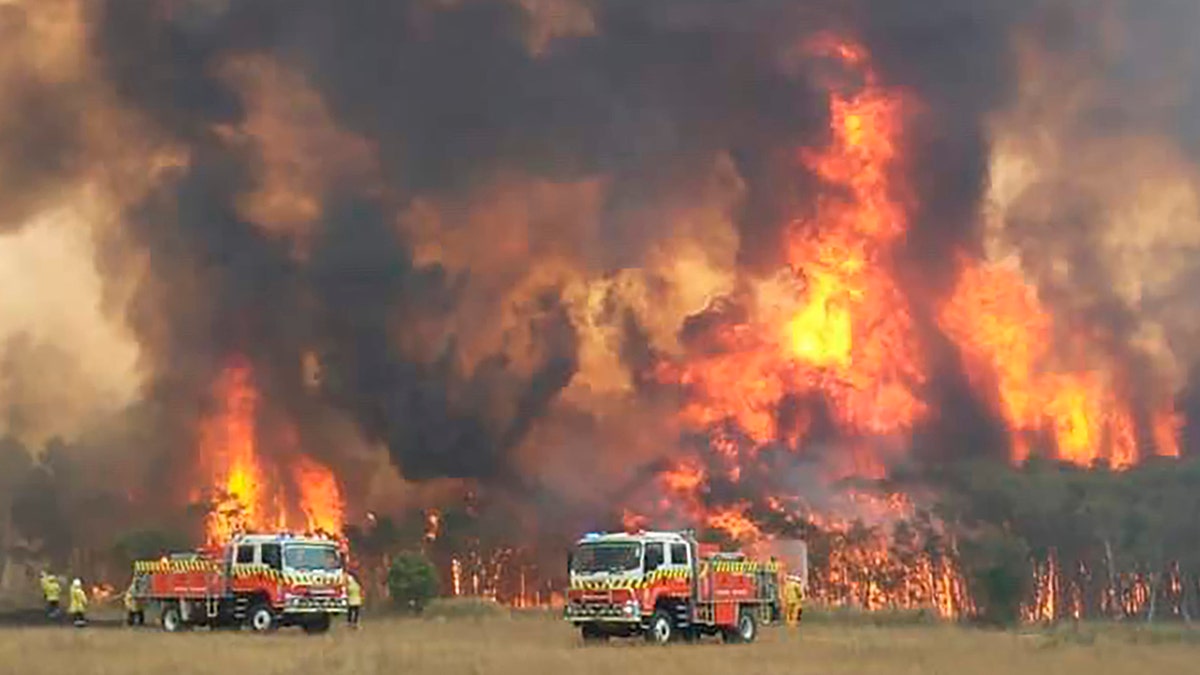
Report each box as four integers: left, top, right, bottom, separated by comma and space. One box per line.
0, 3, 89, 231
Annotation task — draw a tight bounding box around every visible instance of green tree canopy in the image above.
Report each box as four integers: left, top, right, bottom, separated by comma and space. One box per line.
387, 551, 440, 613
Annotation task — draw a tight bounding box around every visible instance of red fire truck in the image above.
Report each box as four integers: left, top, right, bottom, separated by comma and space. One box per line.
564, 530, 781, 644
131, 533, 349, 633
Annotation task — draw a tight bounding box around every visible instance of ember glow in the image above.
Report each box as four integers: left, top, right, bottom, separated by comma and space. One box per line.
808, 524, 973, 620
198, 359, 345, 544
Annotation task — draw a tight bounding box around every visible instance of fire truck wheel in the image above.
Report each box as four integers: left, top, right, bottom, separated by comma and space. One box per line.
722, 610, 757, 644
248, 604, 278, 633
646, 609, 674, 645
160, 605, 184, 633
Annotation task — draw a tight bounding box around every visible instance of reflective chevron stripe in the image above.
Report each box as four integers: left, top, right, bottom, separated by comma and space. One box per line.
283, 570, 344, 586
569, 568, 692, 590
134, 560, 344, 587
133, 560, 219, 573
569, 561, 780, 589
231, 564, 281, 582
710, 561, 780, 574
570, 577, 644, 591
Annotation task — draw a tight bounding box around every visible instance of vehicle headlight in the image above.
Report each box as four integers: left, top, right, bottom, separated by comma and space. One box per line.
623, 600, 639, 616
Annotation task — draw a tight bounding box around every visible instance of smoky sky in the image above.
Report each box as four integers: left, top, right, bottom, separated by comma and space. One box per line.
0, 4, 87, 231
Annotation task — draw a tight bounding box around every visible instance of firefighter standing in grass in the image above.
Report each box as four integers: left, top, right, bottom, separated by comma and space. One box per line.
783, 574, 805, 627
346, 573, 363, 628
68, 579, 88, 627
40, 572, 61, 620
123, 582, 144, 626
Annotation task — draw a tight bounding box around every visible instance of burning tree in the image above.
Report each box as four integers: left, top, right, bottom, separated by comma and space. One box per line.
194, 359, 345, 545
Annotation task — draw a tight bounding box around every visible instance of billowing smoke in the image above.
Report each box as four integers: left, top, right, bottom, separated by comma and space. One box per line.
1, 0, 1199, 586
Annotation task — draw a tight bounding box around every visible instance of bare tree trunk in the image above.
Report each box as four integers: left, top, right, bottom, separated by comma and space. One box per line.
1147, 572, 1158, 624
1182, 573, 1193, 624
0, 503, 7, 597
1103, 539, 1120, 620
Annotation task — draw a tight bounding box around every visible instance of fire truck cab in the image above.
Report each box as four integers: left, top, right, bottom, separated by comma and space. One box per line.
565, 530, 780, 644
132, 533, 349, 634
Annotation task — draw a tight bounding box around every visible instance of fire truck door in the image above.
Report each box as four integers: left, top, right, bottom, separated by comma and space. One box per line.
666, 542, 692, 619
261, 543, 282, 572
666, 542, 690, 577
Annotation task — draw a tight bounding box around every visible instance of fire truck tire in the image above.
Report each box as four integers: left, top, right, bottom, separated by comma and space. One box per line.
248, 604, 278, 632
160, 605, 184, 633
302, 614, 332, 635
645, 609, 675, 645
722, 609, 757, 644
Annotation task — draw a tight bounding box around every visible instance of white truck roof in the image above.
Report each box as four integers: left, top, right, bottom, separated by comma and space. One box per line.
576, 531, 690, 544
231, 533, 339, 547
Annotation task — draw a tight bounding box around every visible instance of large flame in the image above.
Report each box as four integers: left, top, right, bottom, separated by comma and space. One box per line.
199, 358, 345, 544
782, 37, 926, 439
658, 34, 1180, 492
938, 258, 1175, 468
292, 455, 346, 537
657, 37, 924, 478
200, 361, 268, 544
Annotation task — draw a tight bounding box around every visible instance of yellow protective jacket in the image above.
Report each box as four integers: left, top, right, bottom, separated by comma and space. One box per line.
123, 586, 140, 612
784, 580, 805, 605
346, 575, 363, 607
41, 576, 61, 603
68, 585, 88, 614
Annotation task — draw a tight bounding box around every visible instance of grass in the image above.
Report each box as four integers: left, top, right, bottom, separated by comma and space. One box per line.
0, 606, 1197, 675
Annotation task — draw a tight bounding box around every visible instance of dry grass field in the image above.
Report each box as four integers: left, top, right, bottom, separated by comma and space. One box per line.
1, 609, 1198, 675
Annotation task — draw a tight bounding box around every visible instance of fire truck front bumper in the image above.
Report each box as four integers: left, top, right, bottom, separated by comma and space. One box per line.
283, 593, 349, 614
564, 599, 642, 623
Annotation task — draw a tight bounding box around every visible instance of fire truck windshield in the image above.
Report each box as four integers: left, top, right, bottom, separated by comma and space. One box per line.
571, 542, 642, 574
283, 544, 342, 572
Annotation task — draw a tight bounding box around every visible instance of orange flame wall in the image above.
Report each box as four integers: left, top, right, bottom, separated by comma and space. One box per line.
937, 260, 1177, 467
646, 35, 1182, 547
198, 358, 345, 544
657, 34, 1171, 487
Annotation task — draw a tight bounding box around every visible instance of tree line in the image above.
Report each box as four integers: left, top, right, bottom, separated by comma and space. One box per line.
912, 456, 1200, 625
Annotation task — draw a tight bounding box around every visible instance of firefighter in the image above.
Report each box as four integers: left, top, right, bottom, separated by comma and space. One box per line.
123, 582, 144, 626
40, 572, 62, 621
783, 574, 804, 627
68, 578, 88, 627
346, 573, 363, 628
